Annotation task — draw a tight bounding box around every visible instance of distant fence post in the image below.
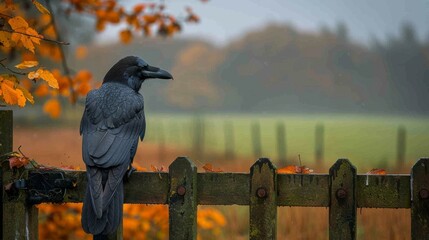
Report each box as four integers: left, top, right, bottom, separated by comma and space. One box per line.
224, 121, 235, 160
251, 121, 262, 159
396, 126, 406, 169
315, 124, 325, 166
329, 159, 357, 240
192, 116, 205, 160
276, 122, 287, 166
411, 158, 429, 238
0, 110, 39, 240
250, 158, 277, 239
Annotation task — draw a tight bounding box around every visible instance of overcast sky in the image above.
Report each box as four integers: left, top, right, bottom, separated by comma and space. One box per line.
98, 0, 429, 45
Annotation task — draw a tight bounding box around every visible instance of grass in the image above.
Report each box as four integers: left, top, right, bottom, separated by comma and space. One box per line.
144, 113, 429, 171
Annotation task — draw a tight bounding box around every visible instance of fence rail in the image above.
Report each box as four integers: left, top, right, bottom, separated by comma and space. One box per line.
1, 110, 429, 240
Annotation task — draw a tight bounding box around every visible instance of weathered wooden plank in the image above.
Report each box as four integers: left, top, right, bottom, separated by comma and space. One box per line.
169, 157, 197, 240
60, 171, 411, 208
1, 110, 38, 240
411, 158, 429, 239
329, 159, 357, 240
278, 174, 330, 207
197, 173, 249, 205
356, 174, 411, 208
249, 158, 277, 240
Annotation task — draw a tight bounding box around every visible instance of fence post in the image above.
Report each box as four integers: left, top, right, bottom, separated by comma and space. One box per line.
396, 126, 406, 169
0, 110, 39, 240
276, 122, 286, 166
315, 123, 325, 166
249, 158, 277, 239
169, 157, 197, 240
411, 158, 429, 239
329, 159, 356, 240
224, 121, 235, 160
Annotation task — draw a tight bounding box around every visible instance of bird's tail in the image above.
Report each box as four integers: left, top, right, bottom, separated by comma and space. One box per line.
82, 166, 125, 235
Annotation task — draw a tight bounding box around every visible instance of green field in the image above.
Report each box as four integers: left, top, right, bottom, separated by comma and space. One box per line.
143, 113, 429, 170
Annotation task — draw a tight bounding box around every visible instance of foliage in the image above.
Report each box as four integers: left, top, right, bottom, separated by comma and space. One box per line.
0, 0, 204, 117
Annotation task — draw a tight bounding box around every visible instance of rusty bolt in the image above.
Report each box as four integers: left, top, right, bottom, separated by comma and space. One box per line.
177, 185, 186, 196
336, 188, 347, 199
419, 188, 429, 199
256, 187, 267, 198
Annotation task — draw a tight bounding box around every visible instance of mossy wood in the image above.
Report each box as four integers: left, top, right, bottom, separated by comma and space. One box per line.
0, 110, 38, 240
329, 159, 357, 240
411, 158, 429, 239
249, 158, 277, 240
168, 157, 198, 240
62, 171, 411, 208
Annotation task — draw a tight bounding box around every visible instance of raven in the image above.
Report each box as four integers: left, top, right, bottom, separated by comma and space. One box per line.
80, 56, 172, 236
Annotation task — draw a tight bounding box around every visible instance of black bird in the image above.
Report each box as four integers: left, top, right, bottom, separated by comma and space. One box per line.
80, 56, 172, 236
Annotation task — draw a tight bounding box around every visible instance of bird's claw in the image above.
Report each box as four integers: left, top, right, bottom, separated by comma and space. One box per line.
125, 165, 137, 182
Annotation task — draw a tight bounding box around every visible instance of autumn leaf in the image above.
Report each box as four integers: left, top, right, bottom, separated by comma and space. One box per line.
202, 163, 223, 173
15, 60, 39, 69
0, 32, 12, 48
34, 84, 49, 97
0, 79, 26, 107
75, 46, 87, 59
150, 165, 165, 172
367, 168, 386, 175
28, 68, 59, 89
16, 85, 34, 104
43, 98, 61, 118
8, 16, 43, 53
32, 0, 51, 15
120, 29, 132, 44
277, 165, 314, 174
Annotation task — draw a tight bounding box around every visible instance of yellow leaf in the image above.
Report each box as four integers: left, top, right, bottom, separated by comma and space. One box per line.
43, 98, 61, 118
33, 1, 50, 15
28, 70, 40, 79
15, 61, 39, 69
28, 69, 59, 89
8, 16, 29, 31
39, 69, 59, 89
16, 85, 34, 104
0, 80, 26, 107
26, 27, 42, 44
0, 32, 11, 48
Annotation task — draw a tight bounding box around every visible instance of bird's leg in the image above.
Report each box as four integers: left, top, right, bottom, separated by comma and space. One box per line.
125, 164, 136, 182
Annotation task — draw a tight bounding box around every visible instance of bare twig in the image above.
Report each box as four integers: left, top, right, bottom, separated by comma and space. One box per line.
0, 29, 70, 45
45, 0, 76, 103
0, 58, 27, 75
0, 12, 13, 19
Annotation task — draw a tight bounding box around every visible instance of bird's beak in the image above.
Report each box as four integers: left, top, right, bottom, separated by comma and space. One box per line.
143, 65, 174, 80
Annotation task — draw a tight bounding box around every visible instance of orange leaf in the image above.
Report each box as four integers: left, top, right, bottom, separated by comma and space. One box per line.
277, 165, 314, 174
120, 29, 132, 44
75, 46, 87, 59
367, 168, 386, 175
34, 84, 49, 97
16, 85, 34, 104
202, 163, 223, 173
8, 16, 28, 31
150, 165, 165, 172
9, 156, 30, 168
43, 98, 61, 118
0, 32, 12, 48
15, 60, 39, 69
33, 0, 50, 15
28, 69, 59, 89
1, 80, 26, 107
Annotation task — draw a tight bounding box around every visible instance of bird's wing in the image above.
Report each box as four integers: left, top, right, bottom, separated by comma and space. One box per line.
80, 83, 145, 217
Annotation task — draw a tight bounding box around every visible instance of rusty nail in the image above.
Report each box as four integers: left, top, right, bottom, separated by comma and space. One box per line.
177, 185, 186, 196
256, 187, 267, 198
419, 188, 429, 199
336, 188, 347, 199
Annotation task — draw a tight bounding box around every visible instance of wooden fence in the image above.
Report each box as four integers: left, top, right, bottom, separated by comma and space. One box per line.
1, 110, 429, 240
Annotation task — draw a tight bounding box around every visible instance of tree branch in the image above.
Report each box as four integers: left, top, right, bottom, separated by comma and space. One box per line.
0, 58, 27, 76
45, 0, 77, 103
0, 29, 70, 45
